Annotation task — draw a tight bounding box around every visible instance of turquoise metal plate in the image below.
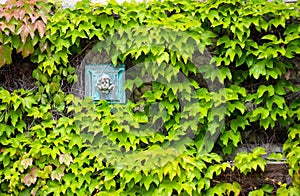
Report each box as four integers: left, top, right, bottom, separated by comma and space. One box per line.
85, 64, 125, 103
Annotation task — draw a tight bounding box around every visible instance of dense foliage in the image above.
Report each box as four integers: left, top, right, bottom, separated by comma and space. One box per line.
0, 0, 299, 195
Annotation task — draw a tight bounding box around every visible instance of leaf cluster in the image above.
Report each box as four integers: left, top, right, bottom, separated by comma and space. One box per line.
0, 0, 299, 195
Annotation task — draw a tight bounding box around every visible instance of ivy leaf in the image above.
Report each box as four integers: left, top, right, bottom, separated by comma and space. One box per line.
78, 22, 96, 37
268, 153, 284, 161
261, 34, 278, 42
33, 20, 46, 38
273, 95, 285, 109
257, 85, 274, 98
260, 117, 274, 130
220, 130, 241, 147
17, 23, 35, 43
251, 107, 269, 120
44, 165, 53, 175
53, 93, 64, 105
18, 40, 34, 57
59, 154, 74, 167
249, 189, 264, 196
269, 17, 285, 28
220, 67, 232, 81
0, 45, 12, 67
24, 173, 37, 187
69, 134, 83, 149
21, 158, 33, 169
230, 116, 249, 132
133, 111, 148, 123
16, 120, 26, 132
104, 179, 116, 190
57, 116, 74, 128
249, 61, 266, 79
141, 175, 153, 191
9, 110, 19, 127
66, 29, 87, 44
54, 38, 71, 52
23, 166, 39, 187
23, 96, 37, 109
51, 168, 64, 181
0, 89, 11, 103
156, 52, 169, 66
97, 15, 114, 29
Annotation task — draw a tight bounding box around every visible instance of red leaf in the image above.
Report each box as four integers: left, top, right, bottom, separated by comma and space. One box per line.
31, 15, 38, 24
4, 12, 13, 22
23, 173, 36, 187
30, 166, 38, 178
33, 20, 46, 38
23, 167, 38, 187
0, 9, 7, 18
17, 25, 28, 43
0, 22, 5, 31
4, 2, 14, 10
0, 22, 15, 35
14, 0, 24, 7
17, 21, 34, 43
40, 15, 47, 24
13, 9, 26, 20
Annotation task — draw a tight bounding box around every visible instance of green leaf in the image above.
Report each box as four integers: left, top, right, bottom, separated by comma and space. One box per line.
251, 107, 269, 120
268, 153, 284, 161
97, 15, 115, 29
249, 189, 264, 196
257, 85, 274, 98
273, 95, 285, 109
53, 93, 64, 105
220, 67, 232, 81
220, 130, 241, 147
57, 116, 74, 128
55, 38, 71, 52
104, 179, 116, 190
0, 45, 12, 67
27, 107, 40, 118
230, 116, 249, 132
141, 175, 153, 191
0, 89, 11, 103
20, 40, 35, 57
156, 52, 169, 66
249, 61, 266, 79
9, 110, 19, 127
66, 29, 87, 44
69, 133, 83, 148
16, 120, 26, 132
252, 147, 266, 157
23, 96, 37, 109
261, 34, 278, 41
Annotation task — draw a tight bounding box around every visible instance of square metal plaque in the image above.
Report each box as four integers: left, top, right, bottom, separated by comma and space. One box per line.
85, 64, 125, 103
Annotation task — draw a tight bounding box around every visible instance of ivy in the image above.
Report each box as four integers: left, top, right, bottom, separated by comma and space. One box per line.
234, 147, 267, 175
0, 0, 51, 67
0, 0, 299, 195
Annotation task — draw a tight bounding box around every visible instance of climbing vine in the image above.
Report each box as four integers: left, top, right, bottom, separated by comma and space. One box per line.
0, 0, 299, 195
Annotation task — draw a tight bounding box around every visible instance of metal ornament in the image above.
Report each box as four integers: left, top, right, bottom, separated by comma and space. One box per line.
84, 64, 125, 103
95, 74, 115, 95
